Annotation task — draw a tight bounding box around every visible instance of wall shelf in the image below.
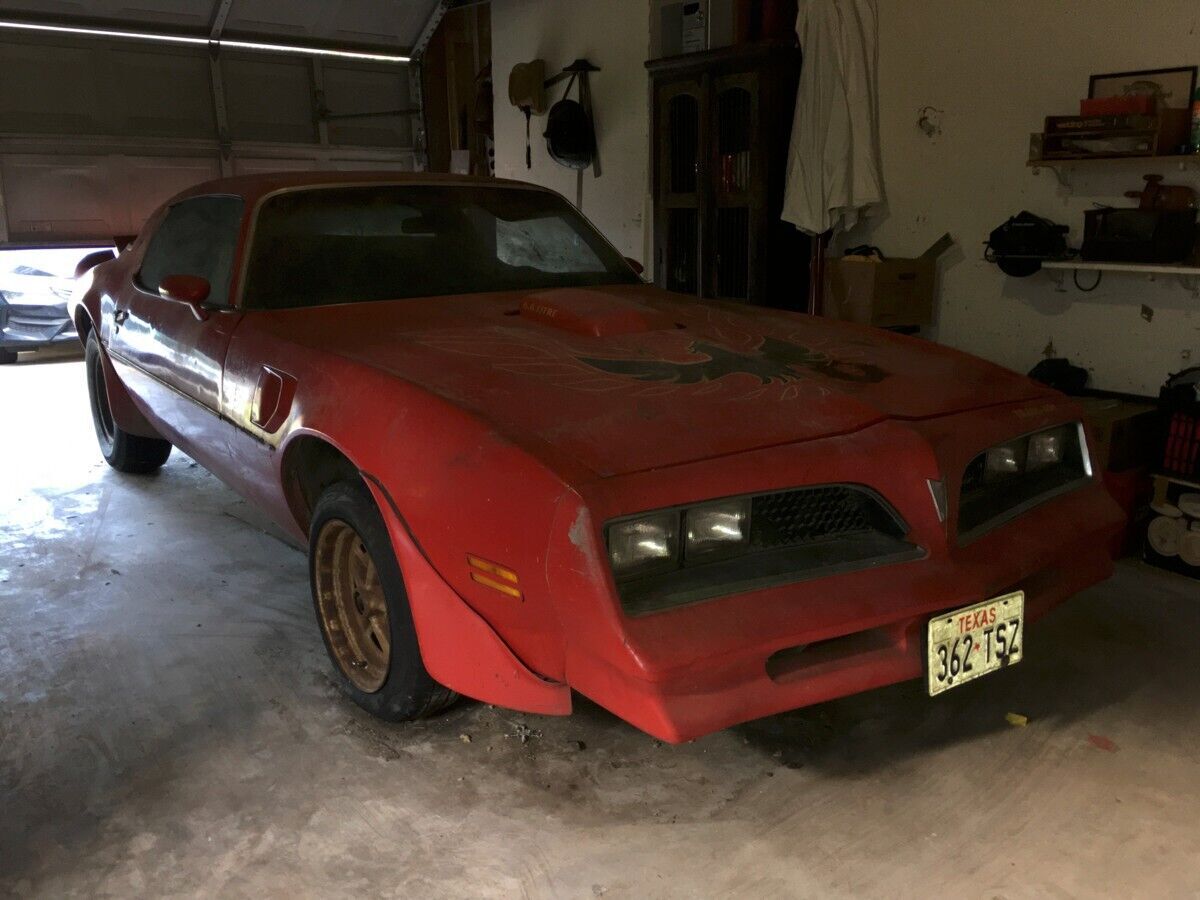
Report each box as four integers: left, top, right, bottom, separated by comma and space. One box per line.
1041, 259, 1200, 293
1028, 154, 1200, 169
1029, 154, 1200, 187
1041, 260, 1200, 276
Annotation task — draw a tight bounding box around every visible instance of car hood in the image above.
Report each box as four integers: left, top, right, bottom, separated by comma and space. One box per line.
270, 285, 1051, 477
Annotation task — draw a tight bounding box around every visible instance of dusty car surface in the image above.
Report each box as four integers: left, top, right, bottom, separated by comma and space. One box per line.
71, 171, 1124, 742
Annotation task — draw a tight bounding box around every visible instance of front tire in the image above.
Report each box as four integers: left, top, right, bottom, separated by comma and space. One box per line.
309, 480, 456, 721
85, 331, 172, 473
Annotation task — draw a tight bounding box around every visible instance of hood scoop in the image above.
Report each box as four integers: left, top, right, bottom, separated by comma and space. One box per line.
519, 288, 674, 337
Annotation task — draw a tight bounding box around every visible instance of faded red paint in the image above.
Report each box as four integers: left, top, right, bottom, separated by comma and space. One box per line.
72, 172, 1124, 742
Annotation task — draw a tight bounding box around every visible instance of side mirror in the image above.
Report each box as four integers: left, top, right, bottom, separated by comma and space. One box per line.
624, 257, 645, 276
159, 274, 212, 320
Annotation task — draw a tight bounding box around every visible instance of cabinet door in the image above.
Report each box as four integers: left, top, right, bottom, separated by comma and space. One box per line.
654, 79, 705, 297
709, 71, 760, 302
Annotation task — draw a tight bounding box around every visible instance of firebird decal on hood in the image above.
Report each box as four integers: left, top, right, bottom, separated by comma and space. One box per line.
578, 336, 888, 385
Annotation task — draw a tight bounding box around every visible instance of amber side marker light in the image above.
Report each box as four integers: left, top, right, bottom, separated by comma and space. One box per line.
467, 555, 523, 599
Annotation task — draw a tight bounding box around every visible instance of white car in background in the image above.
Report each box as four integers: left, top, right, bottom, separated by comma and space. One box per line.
0, 246, 113, 363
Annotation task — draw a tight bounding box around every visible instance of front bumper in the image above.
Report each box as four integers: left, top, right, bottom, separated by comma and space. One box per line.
546, 402, 1125, 743
577, 483, 1117, 742
0, 303, 77, 351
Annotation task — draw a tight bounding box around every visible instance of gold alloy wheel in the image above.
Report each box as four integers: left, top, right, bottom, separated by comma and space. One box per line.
313, 519, 391, 693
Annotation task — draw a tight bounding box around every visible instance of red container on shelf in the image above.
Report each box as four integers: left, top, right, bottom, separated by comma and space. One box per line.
1081, 95, 1157, 117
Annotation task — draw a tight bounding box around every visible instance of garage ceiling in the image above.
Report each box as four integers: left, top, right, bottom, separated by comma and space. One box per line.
0, 0, 442, 54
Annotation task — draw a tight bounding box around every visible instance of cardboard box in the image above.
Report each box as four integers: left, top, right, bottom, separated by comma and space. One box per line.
1080, 397, 1161, 473
822, 234, 951, 328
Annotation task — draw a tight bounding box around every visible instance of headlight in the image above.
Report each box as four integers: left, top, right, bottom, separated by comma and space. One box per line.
959, 422, 1090, 539
604, 485, 915, 616
684, 499, 750, 559
985, 443, 1023, 479
1027, 426, 1069, 469
607, 511, 678, 578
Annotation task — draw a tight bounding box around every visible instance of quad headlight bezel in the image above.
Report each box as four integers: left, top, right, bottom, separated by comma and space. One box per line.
603, 485, 919, 616
959, 422, 1092, 542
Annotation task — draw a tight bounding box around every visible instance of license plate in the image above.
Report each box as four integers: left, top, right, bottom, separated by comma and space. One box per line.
927, 591, 1024, 696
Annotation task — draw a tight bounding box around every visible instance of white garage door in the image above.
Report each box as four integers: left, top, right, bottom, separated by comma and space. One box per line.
0, 0, 443, 244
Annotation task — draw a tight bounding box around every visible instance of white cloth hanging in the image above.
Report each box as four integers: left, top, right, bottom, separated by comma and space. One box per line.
781, 0, 884, 235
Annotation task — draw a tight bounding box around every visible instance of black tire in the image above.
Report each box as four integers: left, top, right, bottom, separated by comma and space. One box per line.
85, 331, 172, 473
0, 349, 17, 364
309, 480, 457, 721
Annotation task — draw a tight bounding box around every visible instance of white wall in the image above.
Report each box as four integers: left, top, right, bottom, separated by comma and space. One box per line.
846, 0, 1200, 395
490, 0, 652, 262
490, 0, 1200, 395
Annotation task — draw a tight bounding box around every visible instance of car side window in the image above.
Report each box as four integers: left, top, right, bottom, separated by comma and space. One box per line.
138, 196, 244, 306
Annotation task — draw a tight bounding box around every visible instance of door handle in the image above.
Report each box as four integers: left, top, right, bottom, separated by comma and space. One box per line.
112, 308, 129, 325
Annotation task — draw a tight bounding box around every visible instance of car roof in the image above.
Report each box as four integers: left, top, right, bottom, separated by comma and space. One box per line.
171, 170, 546, 207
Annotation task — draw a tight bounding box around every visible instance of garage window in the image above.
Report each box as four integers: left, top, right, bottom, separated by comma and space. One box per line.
137, 195, 245, 307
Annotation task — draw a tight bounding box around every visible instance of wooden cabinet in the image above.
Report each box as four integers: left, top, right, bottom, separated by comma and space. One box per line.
647, 42, 809, 308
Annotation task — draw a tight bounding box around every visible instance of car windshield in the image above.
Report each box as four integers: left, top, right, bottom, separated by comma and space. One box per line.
243, 184, 640, 309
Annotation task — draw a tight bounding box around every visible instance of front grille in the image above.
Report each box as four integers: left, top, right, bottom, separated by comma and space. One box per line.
6, 302, 68, 323
611, 485, 917, 616
750, 486, 900, 549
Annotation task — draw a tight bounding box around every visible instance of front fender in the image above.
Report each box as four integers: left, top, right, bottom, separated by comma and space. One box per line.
90, 321, 167, 441
364, 474, 571, 715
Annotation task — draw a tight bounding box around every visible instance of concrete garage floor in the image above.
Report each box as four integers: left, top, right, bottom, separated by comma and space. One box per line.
2, 354, 1199, 899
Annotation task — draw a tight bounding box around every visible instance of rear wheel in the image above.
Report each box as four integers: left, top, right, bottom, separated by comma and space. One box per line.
85, 331, 172, 473
310, 480, 456, 720
0, 349, 17, 364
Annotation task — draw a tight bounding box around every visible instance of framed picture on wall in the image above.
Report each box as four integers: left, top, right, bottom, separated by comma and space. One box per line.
1088, 66, 1197, 110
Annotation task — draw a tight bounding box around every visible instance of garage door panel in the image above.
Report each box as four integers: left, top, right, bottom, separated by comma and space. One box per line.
0, 0, 211, 31
223, 55, 317, 144
1, 157, 118, 239
232, 157, 320, 176
0, 10, 420, 246
328, 155, 416, 171
121, 156, 222, 224
0, 38, 214, 140
0, 40, 105, 135
324, 64, 413, 148
0, 154, 220, 241
111, 47, 215, 140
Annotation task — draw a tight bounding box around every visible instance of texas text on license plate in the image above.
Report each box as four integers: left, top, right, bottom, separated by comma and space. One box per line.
927, 591, 1024, 696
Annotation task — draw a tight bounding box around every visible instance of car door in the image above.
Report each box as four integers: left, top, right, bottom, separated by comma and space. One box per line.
107, 194, 245, 461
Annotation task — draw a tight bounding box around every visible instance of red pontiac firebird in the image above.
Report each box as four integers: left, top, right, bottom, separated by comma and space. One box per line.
72, 172, 1124, 742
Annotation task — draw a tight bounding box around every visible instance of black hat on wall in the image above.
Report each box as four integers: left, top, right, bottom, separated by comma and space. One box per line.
543, 98, 595, 170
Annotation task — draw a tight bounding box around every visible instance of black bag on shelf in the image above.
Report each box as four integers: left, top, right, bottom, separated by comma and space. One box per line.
984, 211, 1072, 277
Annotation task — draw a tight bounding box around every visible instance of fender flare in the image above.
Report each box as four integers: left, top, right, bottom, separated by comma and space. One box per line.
84, 316, 166, 441
362, 473, 571, 716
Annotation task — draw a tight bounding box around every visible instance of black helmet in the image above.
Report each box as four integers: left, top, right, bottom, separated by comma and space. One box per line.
543, 99, 594, 170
